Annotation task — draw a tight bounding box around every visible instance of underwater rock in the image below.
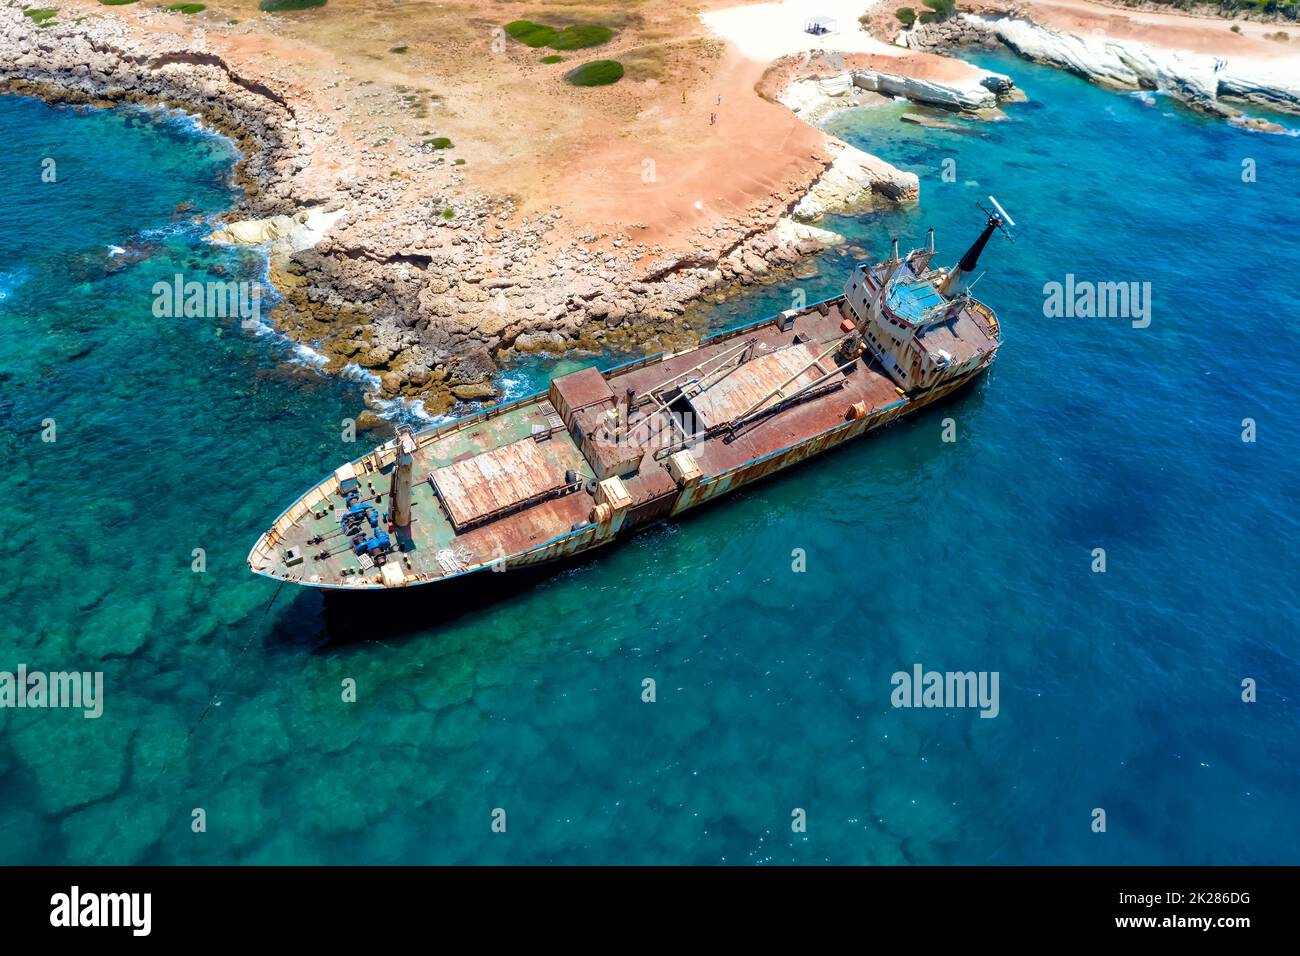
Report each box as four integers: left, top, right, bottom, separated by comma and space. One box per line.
354, 410, 391, 434
0, 806, 51, 865
74, 598, 153, 659
1231, 115, 1286, 134
901, 111, 964, 130
10, 715, 130, 814
61, 798, 170, 865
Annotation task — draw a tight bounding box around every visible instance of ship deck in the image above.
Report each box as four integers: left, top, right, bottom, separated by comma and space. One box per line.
605, 306, 901, 477
249, 296, 992, 589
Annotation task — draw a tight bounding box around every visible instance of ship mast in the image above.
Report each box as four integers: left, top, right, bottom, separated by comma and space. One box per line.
391, 425, 417, 528
939, 196, 1015, 298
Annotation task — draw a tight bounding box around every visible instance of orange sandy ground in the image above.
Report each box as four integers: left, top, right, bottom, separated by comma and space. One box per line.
52, 0, 1292, 258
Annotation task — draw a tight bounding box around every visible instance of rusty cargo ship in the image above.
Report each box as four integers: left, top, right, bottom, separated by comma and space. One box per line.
248, 206, 1011, 591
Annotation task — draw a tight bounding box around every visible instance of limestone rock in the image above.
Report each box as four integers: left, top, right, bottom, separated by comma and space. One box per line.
209, 215, 295, 245
793, 138, 919, 222
450, 381, 497, 401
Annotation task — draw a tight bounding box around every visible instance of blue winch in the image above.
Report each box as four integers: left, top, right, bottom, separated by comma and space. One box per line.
340, 502, 379, 532
352, 529, 392, 557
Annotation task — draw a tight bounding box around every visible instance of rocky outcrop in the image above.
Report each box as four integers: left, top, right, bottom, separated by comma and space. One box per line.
779, 72, 875, 125
852, 65, 1012, 112
209, 215, 297, 246
953, 14, 1300, 118
897, 11, 1299, 120
0, 13, 306, 213
210, 208, 349, 252
780, 57, 1020, 119
774, 216, 845, 249
792, 139, 919, 221
896, 13, 1002, 54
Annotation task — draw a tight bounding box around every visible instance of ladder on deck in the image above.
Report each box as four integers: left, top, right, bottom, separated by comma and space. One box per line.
533, 401, 566, 442
629, 338, 760, 442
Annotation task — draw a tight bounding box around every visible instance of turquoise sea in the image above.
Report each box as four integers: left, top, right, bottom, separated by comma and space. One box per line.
1, 51, 1297, 864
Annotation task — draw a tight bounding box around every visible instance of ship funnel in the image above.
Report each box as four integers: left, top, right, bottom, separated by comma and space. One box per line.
890, 237, 900, 262
940, 197, 1014, 298
927, 227, 935, 254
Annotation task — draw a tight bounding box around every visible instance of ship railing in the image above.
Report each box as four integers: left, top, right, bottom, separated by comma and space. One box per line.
414, 390, 551, 447
967, 299, 1001, 340
598, 293, 846, 381
399, 294, 852, 450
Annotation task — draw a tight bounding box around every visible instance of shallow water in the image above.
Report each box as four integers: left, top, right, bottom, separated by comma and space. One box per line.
1, 53, 1297, 864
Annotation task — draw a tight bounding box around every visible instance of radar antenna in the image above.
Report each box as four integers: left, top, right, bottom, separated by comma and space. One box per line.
977, 195, 1017, 242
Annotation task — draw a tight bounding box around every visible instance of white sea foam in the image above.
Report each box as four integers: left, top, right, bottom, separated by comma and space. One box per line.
373, 396, 448, 426
0, 269, 28, 303
129, 102, 239, 153
494, 372, 533, 403
136, 221, 198, 242
288, 341, 329, 368
339, 363, 383, 389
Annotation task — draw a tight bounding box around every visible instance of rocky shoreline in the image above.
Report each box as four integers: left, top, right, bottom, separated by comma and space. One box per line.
2, 8, 951, 418
775, 51, 1024, 125
7, 5, 1295, 417
898, 10, 1300, 124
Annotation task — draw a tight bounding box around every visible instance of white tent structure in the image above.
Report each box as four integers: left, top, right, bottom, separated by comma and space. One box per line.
804, 15, 837, 35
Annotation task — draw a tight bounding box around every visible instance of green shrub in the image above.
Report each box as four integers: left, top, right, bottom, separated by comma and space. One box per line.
505, 20, 613, 51
23, 7, 59, 22
425, 137, 454, 149
548, 25, 613, 50
442, 208, 456, 220
541, 54, 564, 64
565, 60, 624, 86
164, 2, 206, 11
259, 0, 326, 10
98, 0, 138, 5
896, 7, 917, 26
390, 45, 409, 54
919, 0, 956, 23
505, 20, 558, 47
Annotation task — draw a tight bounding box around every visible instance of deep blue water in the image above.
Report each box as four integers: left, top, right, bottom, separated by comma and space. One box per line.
1, 52, 1297, 864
